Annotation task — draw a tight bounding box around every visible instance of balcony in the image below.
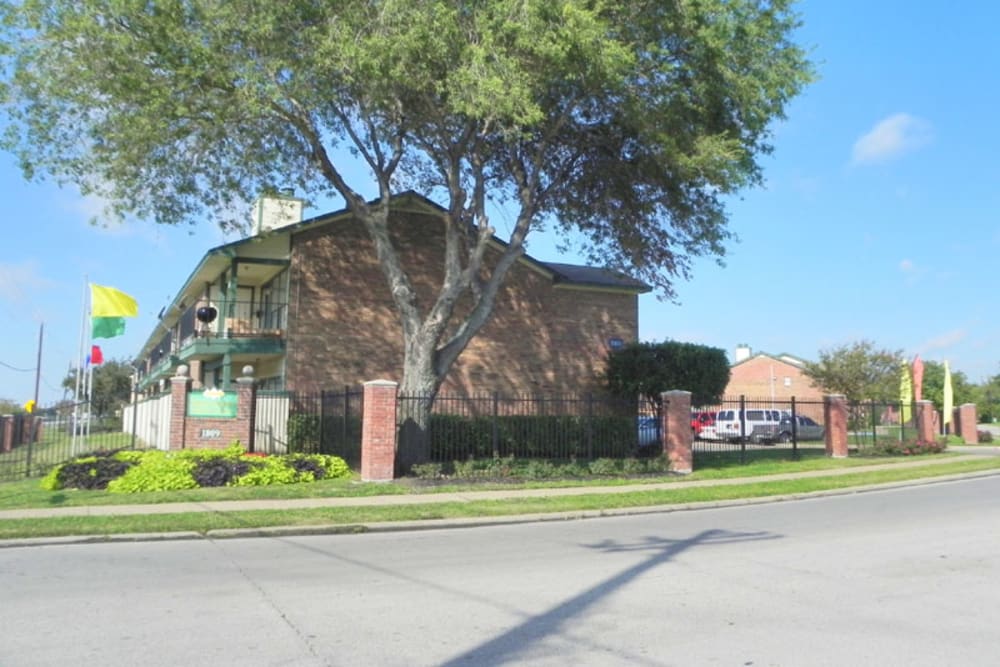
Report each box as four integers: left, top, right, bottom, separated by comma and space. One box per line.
139, 300, 288, 390
179, 300, 287, 342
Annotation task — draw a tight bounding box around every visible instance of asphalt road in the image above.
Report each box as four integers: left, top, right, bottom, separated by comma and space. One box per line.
2, 475, 999, 666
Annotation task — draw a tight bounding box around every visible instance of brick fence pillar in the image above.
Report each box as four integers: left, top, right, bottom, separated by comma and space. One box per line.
955, 403, 979, 444
235, 365, 257, 451
169, 365, 192, 450
0, 415, 11, 453
661, 390, 693, 474
361, 380, 398, 482
823, 394, 849, 458
916, 400, 937, 444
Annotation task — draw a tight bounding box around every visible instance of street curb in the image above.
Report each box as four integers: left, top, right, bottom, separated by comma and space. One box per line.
2, 468, 998, 549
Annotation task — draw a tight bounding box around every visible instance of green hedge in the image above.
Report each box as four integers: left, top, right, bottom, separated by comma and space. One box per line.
427, 414, 637, 461
287, 414, 361, 459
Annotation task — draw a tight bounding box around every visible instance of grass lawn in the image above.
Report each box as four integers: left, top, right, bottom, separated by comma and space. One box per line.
1, 457, 999, 539
1, 453, 999, 540
0, 448, 964, 511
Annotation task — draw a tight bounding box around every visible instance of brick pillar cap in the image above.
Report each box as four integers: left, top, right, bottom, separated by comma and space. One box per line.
173, 364, 189, 378
661, 390, 692, 398
364, 379, 398, 387
916, 399, 933, 405
824, 393, 846, 399
960, 402, 976, 407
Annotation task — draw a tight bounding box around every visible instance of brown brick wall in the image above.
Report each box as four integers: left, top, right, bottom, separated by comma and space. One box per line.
725, 356, 822, 402
285, 209, 639, 395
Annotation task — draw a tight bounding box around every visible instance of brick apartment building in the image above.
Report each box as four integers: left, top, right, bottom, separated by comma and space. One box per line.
724, 344, 823, 402
134, 192, 650, 396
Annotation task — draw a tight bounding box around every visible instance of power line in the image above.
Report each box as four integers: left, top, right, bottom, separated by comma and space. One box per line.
0, 360, 36, 372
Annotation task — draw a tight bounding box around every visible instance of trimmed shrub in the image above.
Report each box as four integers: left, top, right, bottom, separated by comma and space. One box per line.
231, 456, 300, 486
588, 458, 618, 476
428, 414, 637, 461
41, 442, 352, 492
410, 462, 445, 479
522, 460, 558, 479
978, 430, 994, 443
192, 458, 253, 487
54, 455, 134, 490
866, 439, 946, 457
107, 452, 198, 493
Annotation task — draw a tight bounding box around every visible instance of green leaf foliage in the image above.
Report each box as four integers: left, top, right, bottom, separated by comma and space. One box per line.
802, 340, 904, 401
918, 360, 974, 415
61, 359, 133, 418
106, 451, 199, 493
40, 443, 352, 492
0, 0, 813, 297
605, 340, 730, 406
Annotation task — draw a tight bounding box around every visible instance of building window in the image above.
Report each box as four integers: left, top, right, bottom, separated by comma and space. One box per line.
784, 377, 792, 387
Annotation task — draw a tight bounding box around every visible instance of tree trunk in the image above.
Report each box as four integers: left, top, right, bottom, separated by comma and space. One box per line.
395, 339, 441, 472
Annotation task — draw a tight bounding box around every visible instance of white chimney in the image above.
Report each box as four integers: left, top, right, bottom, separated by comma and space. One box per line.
735, 343, 752, 363
251, 190, 304, 235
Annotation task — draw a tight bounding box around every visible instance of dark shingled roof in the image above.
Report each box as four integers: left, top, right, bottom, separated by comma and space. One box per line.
541, 262, 651, 292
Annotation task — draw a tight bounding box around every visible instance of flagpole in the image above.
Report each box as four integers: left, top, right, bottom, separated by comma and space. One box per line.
72, 278, 88, 452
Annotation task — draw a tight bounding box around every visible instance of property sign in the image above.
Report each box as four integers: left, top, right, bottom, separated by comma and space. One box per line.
187, 389, 238, 418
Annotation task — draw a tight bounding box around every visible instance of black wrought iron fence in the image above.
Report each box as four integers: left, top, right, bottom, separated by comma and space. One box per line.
398, 392, 658, 464
0, 405, 140, 482
254, 388, 363, 468
692, 396, 827, 464
847, 399, 920, 451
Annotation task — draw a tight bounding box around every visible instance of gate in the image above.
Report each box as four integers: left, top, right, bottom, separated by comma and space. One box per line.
254, 388, 363, 469
692, 396, 827, 465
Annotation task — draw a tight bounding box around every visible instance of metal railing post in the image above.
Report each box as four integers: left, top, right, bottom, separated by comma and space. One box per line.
739, 394, 746, 464
791, 396, 799, 460
491, 391, 500, 459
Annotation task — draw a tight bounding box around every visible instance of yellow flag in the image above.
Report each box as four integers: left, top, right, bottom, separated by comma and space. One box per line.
943, 360, 953, 427
24, 399, 35, 414
899, 362, 913, 424
90, 284, 138, 318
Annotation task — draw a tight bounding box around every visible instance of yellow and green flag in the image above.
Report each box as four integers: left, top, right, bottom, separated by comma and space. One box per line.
89, 284, 137, 339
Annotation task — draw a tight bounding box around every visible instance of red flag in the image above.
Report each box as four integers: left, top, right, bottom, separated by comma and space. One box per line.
912, 355, 924, 402
90, 345, 104, 365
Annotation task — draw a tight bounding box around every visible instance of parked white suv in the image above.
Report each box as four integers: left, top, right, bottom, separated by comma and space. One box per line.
712, 408, 784, 443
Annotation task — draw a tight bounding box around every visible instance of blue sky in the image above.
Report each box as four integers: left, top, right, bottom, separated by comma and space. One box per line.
2, 0, 999, 405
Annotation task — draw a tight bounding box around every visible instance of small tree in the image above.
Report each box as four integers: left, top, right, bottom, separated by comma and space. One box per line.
802, 340, 903, 401
62, 359, 133, 419
973, 372, 1000, 423
0, 398, 24, 414
605, 341, 729, 408
920, 360, 974, 416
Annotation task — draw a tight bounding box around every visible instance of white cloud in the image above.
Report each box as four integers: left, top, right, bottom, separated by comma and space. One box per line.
851, 113, 933, 165
899, 259, 915, 272
0, 261, 56, 303
918, 328, 968, 353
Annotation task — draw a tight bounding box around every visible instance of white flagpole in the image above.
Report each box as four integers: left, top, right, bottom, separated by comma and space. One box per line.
72, 278, 88, 452
85, 353, 94, 438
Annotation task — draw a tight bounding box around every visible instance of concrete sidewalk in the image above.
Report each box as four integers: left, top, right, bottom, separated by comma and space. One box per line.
2, 452, 997, 521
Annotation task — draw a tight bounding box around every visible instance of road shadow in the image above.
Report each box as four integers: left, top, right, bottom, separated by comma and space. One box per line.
440, 528, 779, 666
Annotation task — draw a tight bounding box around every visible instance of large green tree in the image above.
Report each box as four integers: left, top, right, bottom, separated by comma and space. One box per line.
605, 340, 730, 408
802, 340, 904, 402
62, 359, 133, 418
0, 0, 812, 461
